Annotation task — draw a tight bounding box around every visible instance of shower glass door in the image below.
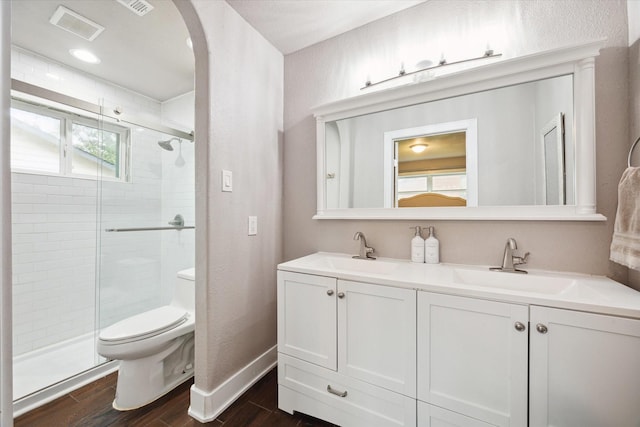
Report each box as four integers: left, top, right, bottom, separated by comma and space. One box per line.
96, 126, 195, 336
11, 90, 194, 410
11, 95, 107, 402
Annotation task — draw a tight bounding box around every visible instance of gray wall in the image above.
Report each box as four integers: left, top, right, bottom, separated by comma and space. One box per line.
628, 0, 640, 288
186, 0, 284, 393
284, 0, 631, 285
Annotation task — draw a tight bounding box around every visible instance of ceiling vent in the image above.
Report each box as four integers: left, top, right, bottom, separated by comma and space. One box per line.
116, 0, 155, 17
49, 6, 105, 42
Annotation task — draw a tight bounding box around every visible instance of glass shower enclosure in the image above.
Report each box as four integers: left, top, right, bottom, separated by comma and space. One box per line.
10, 82, 194, 415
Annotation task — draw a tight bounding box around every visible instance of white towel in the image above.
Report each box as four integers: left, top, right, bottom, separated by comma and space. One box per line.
610, 167, 640, 270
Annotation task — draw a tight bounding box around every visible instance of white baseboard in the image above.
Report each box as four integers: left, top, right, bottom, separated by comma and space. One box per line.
188, 345, 277, 423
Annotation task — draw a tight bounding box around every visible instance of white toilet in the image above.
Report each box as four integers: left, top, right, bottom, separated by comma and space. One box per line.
97, 268, 195, 410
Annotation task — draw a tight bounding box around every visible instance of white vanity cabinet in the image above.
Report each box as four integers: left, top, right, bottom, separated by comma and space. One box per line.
277, 253, 640, 427
529, 306, 640, 427
417, 292, 529, 427
277, 271, 417, 427
416, 294, 640, 427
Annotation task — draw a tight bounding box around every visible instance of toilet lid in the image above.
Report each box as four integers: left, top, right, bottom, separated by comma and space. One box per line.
99, 306, 189, 343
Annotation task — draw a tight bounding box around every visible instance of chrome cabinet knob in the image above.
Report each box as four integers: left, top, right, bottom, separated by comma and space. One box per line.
536, 323, 548, 334
326, 289, 334, 296
514, 322, 526, 332
337, 292, 345, 299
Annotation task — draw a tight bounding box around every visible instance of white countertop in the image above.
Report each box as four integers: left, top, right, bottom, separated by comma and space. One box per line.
278, 252, 640, 319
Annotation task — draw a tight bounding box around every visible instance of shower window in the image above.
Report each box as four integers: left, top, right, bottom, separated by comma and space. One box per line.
10, 106, 62, 174
71, 121, 124, 180
10, 99, 130, 181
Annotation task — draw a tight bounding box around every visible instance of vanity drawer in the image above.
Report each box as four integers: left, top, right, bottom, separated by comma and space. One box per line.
418, 401, 498, 427
278, 353, 416, 427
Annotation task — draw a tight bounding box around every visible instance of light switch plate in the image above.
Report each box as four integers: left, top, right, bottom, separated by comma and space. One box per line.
248, 216, 257, 236
222, 170, 232, 192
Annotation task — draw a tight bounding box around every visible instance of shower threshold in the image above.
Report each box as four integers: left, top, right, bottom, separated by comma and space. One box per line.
13, 332, 118, 418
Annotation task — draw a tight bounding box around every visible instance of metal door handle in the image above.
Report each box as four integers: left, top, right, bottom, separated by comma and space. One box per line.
536, 323, 548, 334
327, 385, 347, 397
326, 289, 334, 296
514, 321, 526, 332
337, 292, 345, 299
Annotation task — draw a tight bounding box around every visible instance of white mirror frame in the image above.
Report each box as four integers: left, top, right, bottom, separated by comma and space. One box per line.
313, 40, 606, 221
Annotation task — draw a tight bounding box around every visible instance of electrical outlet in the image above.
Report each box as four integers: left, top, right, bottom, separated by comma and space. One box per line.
248, 216, 257, 236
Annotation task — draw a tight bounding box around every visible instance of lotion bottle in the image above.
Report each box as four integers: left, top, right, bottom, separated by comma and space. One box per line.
410, 226, 425, 263
424, 226, 440, 264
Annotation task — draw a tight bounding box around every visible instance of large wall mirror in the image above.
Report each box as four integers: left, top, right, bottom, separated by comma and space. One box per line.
314, 40, 605, 221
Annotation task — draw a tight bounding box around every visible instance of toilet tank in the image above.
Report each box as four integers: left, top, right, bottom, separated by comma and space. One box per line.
172, 268, 195, 312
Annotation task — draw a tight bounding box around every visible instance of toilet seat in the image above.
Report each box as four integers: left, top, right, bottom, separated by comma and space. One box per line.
99, 306, 189, 344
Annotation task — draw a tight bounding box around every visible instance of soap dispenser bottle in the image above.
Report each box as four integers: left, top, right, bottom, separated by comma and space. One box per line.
410, 226, 425, 263
424, 226, 440, 264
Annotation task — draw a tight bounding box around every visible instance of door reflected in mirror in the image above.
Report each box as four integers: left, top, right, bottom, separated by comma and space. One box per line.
541, 113, 566, 205
395, 131, 468, 208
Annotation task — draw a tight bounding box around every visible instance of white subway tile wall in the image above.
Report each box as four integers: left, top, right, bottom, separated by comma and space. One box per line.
11, 47, 194, 356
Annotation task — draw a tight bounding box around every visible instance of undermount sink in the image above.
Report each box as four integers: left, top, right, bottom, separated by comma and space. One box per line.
452, 267, 578, 295
305, 255, 400, 275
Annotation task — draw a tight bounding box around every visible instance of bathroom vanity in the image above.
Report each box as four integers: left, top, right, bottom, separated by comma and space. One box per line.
276, 252, 640, 427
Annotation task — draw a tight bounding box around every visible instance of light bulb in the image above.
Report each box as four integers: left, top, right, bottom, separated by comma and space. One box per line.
410, 143, 428, 153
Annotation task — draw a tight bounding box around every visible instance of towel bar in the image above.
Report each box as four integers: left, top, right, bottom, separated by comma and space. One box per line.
629, 136, 640, 167
105, 226, 195, 232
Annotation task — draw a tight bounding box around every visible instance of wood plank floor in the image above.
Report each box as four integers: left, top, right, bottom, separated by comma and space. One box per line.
15, 368, 337, 427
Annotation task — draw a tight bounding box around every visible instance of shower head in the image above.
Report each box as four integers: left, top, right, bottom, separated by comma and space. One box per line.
158, 137, 179, 151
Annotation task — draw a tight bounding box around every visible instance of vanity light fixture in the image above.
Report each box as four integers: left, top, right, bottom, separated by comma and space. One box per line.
365, 74, 372, 87
362, 48, 502, 90
69, 48, 101, 64
410, 143, 428, 153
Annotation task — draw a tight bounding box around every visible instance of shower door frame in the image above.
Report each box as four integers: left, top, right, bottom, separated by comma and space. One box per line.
0, 2, 12, 425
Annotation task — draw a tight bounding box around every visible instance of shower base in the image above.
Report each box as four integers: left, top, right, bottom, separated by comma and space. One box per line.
13, 332, 117, 417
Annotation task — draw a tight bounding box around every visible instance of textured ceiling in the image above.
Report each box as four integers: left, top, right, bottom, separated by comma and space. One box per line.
226, 0, 427, 54
11, 0, 194, 102
11, 0, 427, 101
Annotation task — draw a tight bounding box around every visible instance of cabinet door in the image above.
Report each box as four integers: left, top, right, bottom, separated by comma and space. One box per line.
530, 306, 640, 427
277, 271, 337, 370
338, 280, 416, 397
417, 292, 528, 427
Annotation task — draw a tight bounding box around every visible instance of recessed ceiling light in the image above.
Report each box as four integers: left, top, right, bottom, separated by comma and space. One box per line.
69, 48, 101, 64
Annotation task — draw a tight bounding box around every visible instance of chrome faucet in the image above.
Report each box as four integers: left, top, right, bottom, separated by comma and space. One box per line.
490, 238, 529, 274
353, 232, 376, 260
